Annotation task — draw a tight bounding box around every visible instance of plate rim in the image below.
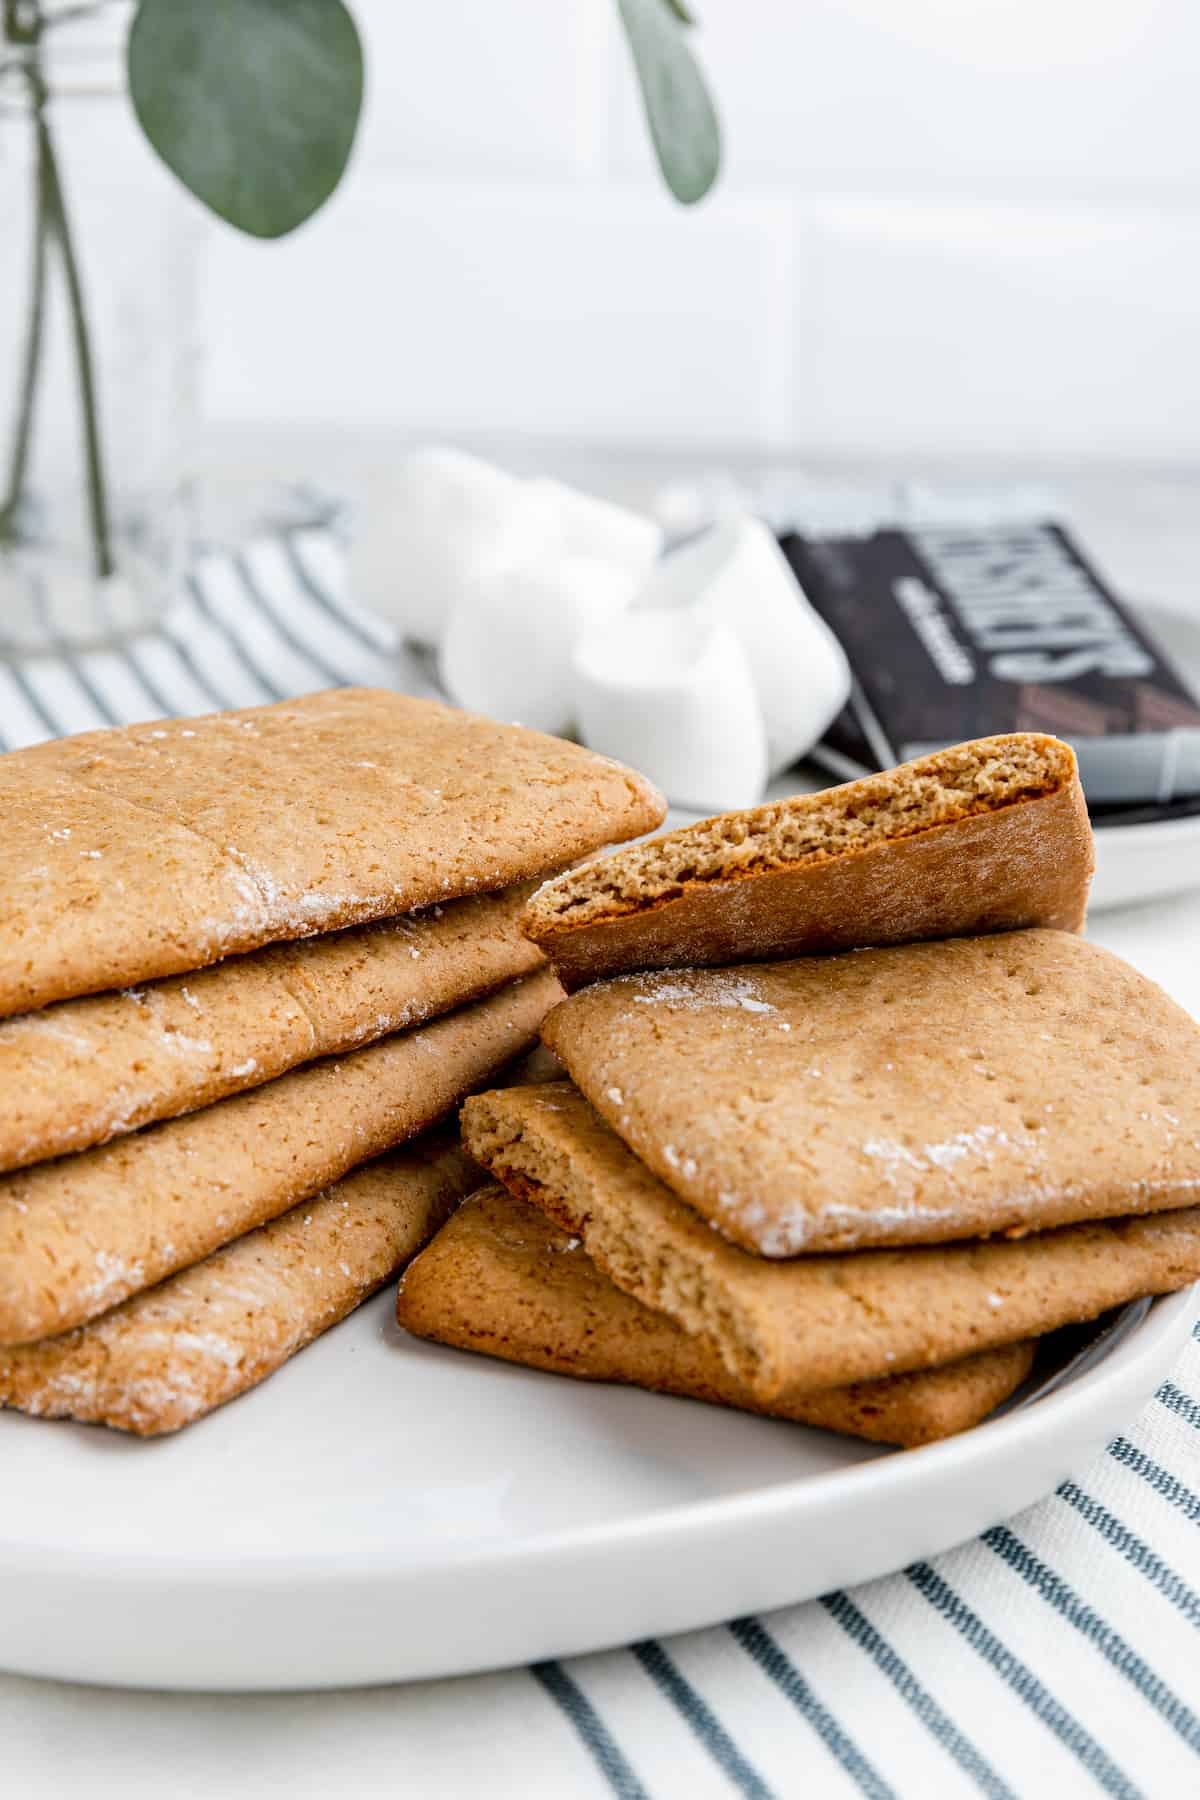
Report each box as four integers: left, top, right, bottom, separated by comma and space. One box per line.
1092, 812, 1200, 842
2, 1283, 1194, 1589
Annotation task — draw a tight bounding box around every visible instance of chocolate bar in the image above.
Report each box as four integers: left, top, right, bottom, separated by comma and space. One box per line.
781, 521, 1200, 807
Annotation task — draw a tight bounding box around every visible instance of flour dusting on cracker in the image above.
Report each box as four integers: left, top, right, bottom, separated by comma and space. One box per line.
628, 970, 777, 1015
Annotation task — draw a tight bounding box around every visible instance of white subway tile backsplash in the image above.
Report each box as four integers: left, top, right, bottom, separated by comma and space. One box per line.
353, 0, 612, 179
609, 0, 1200, 201
790, 196, 1200, 459
196, 3, 1200, 464
204, 179, 795, 449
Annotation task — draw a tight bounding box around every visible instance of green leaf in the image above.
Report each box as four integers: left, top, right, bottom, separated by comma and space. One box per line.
127, 0, 364, 239
616, 0, 720, 205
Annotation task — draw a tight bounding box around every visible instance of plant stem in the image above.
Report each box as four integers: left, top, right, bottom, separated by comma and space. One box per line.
2, 0, 38, 45
0, 0, 47, 546
0, 79, 48, 540
1, 0, 115, 579
39, 105, 115, 578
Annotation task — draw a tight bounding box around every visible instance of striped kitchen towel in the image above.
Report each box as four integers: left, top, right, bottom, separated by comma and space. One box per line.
501, 1318, 1199, 1799
0, 525, 421, 748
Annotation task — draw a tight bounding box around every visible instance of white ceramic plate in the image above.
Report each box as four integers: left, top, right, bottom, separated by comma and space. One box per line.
1084, 600, 1200, 912
0, 1282, 1194, 1692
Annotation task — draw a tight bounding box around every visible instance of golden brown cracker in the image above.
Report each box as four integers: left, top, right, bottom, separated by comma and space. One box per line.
397, 1184, 1036, 1447
524, 734, 1091, 988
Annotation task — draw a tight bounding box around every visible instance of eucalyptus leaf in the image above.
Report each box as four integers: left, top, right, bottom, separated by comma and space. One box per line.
127, 0, 364, 238
616, 0, 720, 205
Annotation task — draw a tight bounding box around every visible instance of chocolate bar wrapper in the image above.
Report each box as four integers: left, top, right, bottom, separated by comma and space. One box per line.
782, 521, 1200, 807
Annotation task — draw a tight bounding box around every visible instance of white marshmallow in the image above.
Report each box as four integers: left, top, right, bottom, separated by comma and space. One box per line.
351, 453, 664, 653
529, 478, 664, 587
638, 514, 852, 776
349, 446, 531, 647
440, 554, 638, 737
572, 607, 768, 812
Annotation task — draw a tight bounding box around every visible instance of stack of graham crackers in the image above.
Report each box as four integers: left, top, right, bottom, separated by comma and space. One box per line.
0, 687, 664, 1434
401, 734, 1200, 1447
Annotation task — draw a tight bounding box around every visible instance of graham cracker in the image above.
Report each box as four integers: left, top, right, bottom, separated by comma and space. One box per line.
0, 1131, 482, 1436
397, 1185, 1036, 1447
541, 931, 1200, 1253
523, 734, 1091, 988
0, 687, 663, 1017
460, 1081, 1200, 1401
0, 883, 544, 1173
0, 969, 561, 1346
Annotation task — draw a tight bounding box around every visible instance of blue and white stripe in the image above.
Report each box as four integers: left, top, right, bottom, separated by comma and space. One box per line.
517, 1324, 1199, 1798
0, 526, 400, 752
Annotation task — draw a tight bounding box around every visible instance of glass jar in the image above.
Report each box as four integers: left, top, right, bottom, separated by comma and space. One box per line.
0, 0, 199, 654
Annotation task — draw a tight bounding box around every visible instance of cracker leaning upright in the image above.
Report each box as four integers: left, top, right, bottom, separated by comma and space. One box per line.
0, 687, 664, 1017
523, 733, 1092, 987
